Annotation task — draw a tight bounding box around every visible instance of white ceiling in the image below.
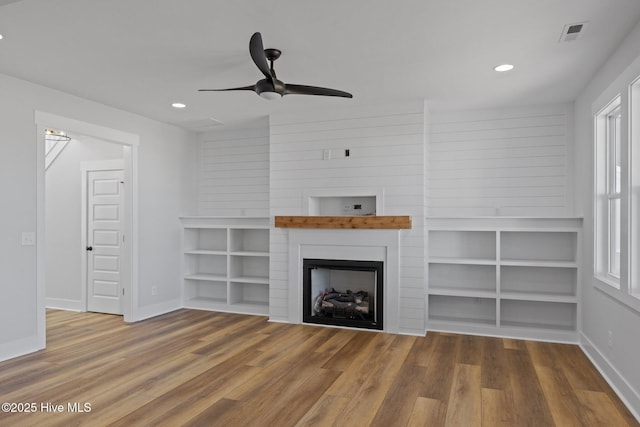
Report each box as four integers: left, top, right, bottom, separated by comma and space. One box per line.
1, 0, 640, 130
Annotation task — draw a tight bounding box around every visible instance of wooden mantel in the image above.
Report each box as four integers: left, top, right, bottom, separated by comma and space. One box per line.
274, 215, 412, 229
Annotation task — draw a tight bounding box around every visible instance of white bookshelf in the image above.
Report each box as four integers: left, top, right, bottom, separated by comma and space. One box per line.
426, 217, 582, 342
180, 217, 269, 316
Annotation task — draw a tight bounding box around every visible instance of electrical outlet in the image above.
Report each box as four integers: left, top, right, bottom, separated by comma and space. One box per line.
608, 330, 614, 348
21, 231, 36, 246
151, 286, 158, 296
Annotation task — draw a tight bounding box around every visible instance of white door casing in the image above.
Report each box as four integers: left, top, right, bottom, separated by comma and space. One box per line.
86, 168, 124, 314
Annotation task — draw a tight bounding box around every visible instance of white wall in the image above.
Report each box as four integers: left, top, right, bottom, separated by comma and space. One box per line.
269, 101, 426, 335
45, 136, 123, 309
428, 104, 574, 217
574, 19, 640, 417
135, 123, 196, 313
0, 72, 197, 361
197, 117, 269, 217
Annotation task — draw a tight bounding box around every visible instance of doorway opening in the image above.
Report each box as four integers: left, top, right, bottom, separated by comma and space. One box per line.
45, 134, 126, 315
36, 112, 139, 336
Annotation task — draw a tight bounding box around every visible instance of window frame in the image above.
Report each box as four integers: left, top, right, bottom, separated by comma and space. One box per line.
605, 107, 621, 281
592, 74, 640, 313
630, 75, 640, 300
594, 96, 623, 289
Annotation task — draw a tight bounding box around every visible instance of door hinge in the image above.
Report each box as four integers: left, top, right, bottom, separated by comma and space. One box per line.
123, 235, 125, 243
122, 288, 125, 296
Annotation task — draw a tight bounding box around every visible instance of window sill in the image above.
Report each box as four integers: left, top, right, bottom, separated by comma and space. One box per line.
594, 276, 640, 313
594, 274, 620, 289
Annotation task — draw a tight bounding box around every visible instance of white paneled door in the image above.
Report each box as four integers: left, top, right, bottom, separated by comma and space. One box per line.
87, 169, 124, 314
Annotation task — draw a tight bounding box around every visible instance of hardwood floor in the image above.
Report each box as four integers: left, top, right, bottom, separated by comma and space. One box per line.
0, 309, 637, 426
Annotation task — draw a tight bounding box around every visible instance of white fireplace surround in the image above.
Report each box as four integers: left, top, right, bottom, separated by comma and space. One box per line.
287, 228, 401, 333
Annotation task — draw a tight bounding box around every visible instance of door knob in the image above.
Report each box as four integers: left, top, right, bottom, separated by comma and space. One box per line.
86, 246, 93, 251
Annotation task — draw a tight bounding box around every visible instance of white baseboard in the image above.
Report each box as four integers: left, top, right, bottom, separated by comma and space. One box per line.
398, 329, 427, 337
130, 299, 182, 322
0, 334, 45, 363
397, 322, 427, 336
580, 332, 640, 422
46, 298, 83, 311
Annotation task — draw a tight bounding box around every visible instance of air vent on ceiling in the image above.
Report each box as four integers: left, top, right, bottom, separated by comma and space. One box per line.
559, 22, 588, 43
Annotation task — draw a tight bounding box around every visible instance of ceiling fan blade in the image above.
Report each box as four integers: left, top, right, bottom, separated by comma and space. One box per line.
198, 85, 256, 92
284, 84, 353, 98
249, 32, 272, 81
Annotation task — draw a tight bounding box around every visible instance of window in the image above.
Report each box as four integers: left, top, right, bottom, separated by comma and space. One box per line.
593, 75, 640, 311
595, 97, 622, 289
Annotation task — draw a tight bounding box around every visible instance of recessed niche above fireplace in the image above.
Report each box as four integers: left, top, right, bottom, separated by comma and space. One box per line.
309, 196, 376, 216
304, 188, 383, 216
303, 258, 383, 330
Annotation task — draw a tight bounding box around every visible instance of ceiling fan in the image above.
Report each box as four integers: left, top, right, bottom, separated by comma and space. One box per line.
199, 32, 353, 100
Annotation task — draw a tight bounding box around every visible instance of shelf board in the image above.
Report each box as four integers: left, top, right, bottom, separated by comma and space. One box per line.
230, 276, 269, 285
230, 251, 269, 257
184, 273, 227, 282
426, 217, 583, 231
184, 297, 228, 309
500, 319, 576, 332
428, 314, 496, 326
500, 292, 577, 303
428, 257, 497, 266
180, 216, 269, 229
184, 249, 227, 256
429, 288, 496, 298
228, 300, 269, 316
230, 300, 268, 307
500, 259, 577, 268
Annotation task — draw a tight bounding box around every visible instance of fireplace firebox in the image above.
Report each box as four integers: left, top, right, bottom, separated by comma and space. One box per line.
303, 259, 383, 330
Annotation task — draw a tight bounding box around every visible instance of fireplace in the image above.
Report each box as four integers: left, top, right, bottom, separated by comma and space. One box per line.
303, 258, 383, 330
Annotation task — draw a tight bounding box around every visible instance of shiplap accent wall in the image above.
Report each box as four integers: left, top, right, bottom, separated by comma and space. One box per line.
428, 104, 573, 217
269, 102, 427, 335
197, 117, 269, 216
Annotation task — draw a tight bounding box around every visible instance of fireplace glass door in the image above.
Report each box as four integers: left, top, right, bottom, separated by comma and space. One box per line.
303, 259, 383, 330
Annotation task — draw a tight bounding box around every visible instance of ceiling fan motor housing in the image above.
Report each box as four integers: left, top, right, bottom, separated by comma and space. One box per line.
256, 78, 285, 97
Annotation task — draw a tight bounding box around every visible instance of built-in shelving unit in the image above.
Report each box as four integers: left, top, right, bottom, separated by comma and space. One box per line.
180, 217, 269, 316
427, 217, 582, 342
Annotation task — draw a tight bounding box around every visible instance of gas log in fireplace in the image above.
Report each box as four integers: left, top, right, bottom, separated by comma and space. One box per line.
303, 259, 383, 330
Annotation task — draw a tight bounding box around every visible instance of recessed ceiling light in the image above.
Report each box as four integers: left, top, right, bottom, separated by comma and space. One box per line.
171, 102, 186, 109
494, 64, 514, 72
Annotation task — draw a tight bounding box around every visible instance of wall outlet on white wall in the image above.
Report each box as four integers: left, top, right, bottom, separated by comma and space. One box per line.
608, 330, 614, 348
21, 231, 36, 246
151, 286, 158, 296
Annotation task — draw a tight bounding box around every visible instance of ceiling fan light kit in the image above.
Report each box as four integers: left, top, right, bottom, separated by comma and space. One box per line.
259, 91, 282, 100
199, 32, 352, 100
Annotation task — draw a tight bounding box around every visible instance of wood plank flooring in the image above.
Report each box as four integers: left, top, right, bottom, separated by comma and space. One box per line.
0, 309, 637, 426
